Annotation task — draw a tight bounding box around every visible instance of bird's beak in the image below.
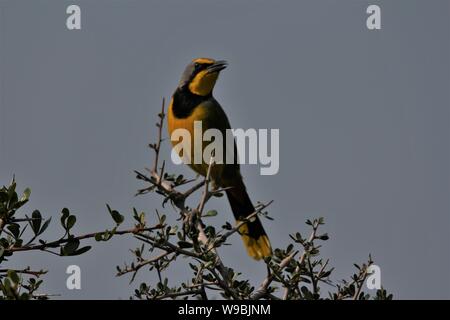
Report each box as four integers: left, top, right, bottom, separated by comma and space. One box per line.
206, 60, 228, 74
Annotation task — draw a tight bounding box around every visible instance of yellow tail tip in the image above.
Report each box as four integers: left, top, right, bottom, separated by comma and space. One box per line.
243, 234, 272, 260
237, 222, 272, 260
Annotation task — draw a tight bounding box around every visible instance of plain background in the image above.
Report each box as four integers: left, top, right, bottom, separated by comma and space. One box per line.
0, 0, 449, 299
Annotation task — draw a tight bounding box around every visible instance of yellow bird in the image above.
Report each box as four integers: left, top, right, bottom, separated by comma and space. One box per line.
167, 58, 272, 260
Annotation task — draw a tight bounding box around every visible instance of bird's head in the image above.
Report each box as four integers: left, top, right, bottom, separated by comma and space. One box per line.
178, 58, 228, 96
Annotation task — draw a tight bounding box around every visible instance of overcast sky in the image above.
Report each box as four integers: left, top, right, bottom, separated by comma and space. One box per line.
0, 0, 449, 299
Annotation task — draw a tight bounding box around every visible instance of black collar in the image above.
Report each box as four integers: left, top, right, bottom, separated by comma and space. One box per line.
171, 87, 211, 118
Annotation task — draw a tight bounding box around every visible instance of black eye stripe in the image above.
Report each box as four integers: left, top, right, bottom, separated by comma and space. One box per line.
193, 62, 213, 72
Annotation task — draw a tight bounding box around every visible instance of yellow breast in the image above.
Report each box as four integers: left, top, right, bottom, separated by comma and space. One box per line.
167, 99, 212, 178
167, 99, 207, 140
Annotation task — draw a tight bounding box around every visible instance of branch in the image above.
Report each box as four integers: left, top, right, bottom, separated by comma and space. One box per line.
353, 265, 370, 300
193, 158, 242, 299
154, 289, 203, 300
6, 225, 162, 254
283, 220, 320, 299
217, 201, 273, 244
0, 218, 6, 237
116, 251, 172, 277
0, 268, 47, 277
134, 233, 202, 260
150, 98, 165, 175
250, 251, 296, 299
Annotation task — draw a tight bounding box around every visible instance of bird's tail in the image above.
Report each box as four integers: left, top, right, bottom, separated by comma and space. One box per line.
225, 180, 272, 260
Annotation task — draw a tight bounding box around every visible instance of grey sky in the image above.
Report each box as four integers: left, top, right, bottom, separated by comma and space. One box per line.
0, 0, 449, 299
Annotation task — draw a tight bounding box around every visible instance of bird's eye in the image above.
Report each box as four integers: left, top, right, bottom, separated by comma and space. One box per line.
194, 62, 200, 69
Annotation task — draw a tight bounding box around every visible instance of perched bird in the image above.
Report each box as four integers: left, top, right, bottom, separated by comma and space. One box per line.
167, 58, 272, 260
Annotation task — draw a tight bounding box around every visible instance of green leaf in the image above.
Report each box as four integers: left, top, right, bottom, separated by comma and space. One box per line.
66, 215, 76, 230
7, 224, 20, 239
72, 246, 92, 256
31, 210, 42, 235
111, 211, 124, 224
222, 222, 232, 230
132, 208, 140, 222
204, 226, 216, 237
3, 278, 12, 294
301, 286, 314, 299
20, 188, 31, 202
212, 192, 224, 198
175, 174, 184, 184
20, 293, 30, 300
61, 208, 70, 228
204, 210, 218, 217
0, 190, 8, 203
95, 233, 104, 241
169, 225, 178, 235
62, 239, 80, 256
38, 217, 52, 236
188, 263, 198, 271
107, 204, 124, 225
7, 270, 20, 284
7, 181, 16, 197
286, 243, 294, 253
6, 185, 19, 212
318, 233, 329, 241
177, 241, 193, 249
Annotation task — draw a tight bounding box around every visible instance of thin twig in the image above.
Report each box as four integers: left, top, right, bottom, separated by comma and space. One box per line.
0, 268, 47, 277
152, 98, 165, 175
6, 225, 162, 253
154, 289, 203, 300
282, 221, 319, 299
116, 251, 172, 277
218, 201, 273, 242
353, 266, 369, 300
251, 251, 296, 300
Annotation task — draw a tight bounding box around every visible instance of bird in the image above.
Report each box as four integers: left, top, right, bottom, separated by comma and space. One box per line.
167, 57, 272, 260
